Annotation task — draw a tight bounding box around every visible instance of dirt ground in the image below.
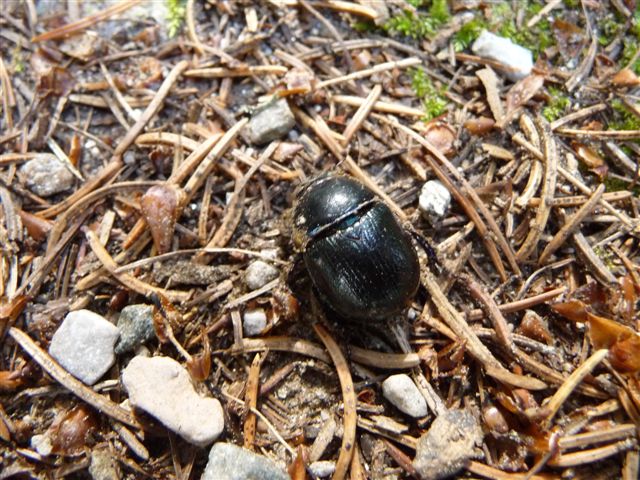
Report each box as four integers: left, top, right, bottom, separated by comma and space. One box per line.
1, 0, 640, 479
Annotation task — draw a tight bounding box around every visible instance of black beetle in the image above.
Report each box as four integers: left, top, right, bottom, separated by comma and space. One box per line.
291, 174, 420, 320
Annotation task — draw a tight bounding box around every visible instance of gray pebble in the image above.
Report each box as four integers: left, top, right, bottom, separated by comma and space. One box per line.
308, 461, 336, 478
202, 443, 290, 480
89, 447, 121, 480
382, 374, 428, 418
248, 98, 295, 145
243, 308, 267, 337
19, 154, 75, 197
49, 310, 119, 385
115, 304, 155, 354
245, 260, 279, 290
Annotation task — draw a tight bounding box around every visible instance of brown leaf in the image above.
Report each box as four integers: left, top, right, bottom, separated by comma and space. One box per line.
612, 68, 640, 87
423, 121, 456, 156
0, 371, 25, 391
140, 184, 183, 254
551, 299, 588, 323
587, 312, 640, 373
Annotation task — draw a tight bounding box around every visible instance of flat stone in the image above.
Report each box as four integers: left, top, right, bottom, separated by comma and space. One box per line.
308, 461, 336, 478
115, 304, 155, 354
122, 356, 224, 446
419, 180, 451, 224
248, 98, 295, 145
412, 409, 483, 480
19, 154, 75, 197
49, 310, 119, 385
245, 260, 279, 290
202, 443, 290, 480
472, 30, 533, 81
243, 308, 267, 336
89, 447, 121, 480
382, 374, 428, 418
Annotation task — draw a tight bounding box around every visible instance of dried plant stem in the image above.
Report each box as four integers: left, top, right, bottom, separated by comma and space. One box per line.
313, 323, 357, 480
8, 328, 139, 428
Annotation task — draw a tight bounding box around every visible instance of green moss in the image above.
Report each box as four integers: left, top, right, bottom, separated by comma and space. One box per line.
10, 44, 24, 73
411, 67, 448, 120
166, 0, 186, 38
384, 0, 450, 39
610, 99, 640, 131
542, 87, 570, 122
453, 17, 487, 52
454, 1, 553, 56
352, 20, 376, 32
603, 176, 640, 196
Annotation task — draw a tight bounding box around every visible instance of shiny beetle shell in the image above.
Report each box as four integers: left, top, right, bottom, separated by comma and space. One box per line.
292, 175, 420, 320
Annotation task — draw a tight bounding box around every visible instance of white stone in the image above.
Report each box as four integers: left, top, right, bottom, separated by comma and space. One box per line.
309, 461, 336, 478
202, 443, 289, 480
382, 374, 428, 418
243, 308, 267, 336
419, 180, 451, 224
122, 356, 224, 446
30, 434, 53, 456
245, 260, 279, 290
472, 30, 533, 81
49, 310, 119, 385
19, 154, 75, 197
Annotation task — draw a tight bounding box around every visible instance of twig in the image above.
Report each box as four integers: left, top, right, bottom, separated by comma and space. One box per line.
8, 328, 140, 428
538, 184, 605, 265
313, 324, 356, 480
243, 353, 262, 450
316, 57, 420, 89
342, 85, 381, 145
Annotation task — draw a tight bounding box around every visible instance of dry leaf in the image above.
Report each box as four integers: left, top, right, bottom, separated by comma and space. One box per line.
587, 312, 640, 373
612, 68, 640, 87
424, 121, 456, 156
140, 184, 183, 254
551, 299, 588, 323
187, 328, 211, 382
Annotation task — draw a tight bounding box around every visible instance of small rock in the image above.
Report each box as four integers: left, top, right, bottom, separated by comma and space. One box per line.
412, 409, 483, 480
245, 260, 279, 290
89, 447, 121, 480
243, 308, 267, 336
202, 443, 290, 480
19, 154, 75, 197
115, 304, 155, 354
472, 30, 533, 81
49, 310, 119, 385
309, 461, 336, 478
248, 98, 295, 145
419, 180, 451, 224
30, 434, 53, 456
382, 374, 428, 418
122, 356, 224, 446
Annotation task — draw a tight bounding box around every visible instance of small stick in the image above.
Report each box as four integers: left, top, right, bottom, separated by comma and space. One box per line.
538, 184, 605, 265
550, 103, 607, 130
533, 349, 608, 429
332, 95, 425, 117
85, 231, 190, 303
184, 66, 288, 78
547, 439, 635, 467
342, 85, 382, 145
316, 57, 420, 89
8, 328, 139, 428
313, 323, 357, 480
31, 0, 142, 42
